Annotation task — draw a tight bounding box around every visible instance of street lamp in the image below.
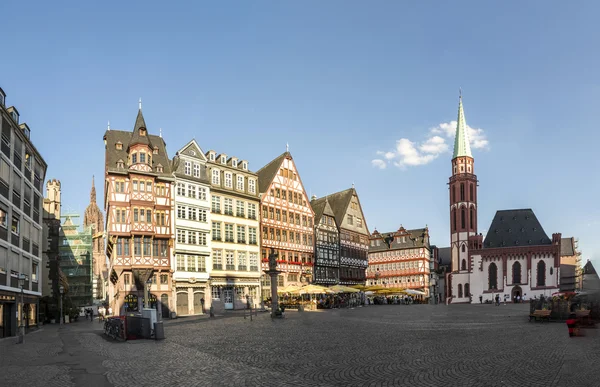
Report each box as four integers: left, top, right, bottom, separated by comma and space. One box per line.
17, 274, 25, 344
59, 285, 64, 325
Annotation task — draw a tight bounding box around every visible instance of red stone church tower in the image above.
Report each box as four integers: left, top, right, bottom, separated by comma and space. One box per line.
84, 176, 106, 300
449, 94, 478, 277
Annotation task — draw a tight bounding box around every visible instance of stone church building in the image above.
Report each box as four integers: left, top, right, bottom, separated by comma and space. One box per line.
84, 177, 105, 301
446, 95, 561, 304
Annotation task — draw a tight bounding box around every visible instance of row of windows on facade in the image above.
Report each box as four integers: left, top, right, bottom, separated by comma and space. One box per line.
212, 286, 258, 301
262, 226, 313, 246
0, 206, 40, 241
341, 231, 369, 245
208, 153, 248, 170
210, 169, 256, 194
176, 182, 207, 199
211, 223, 258, 244
261, 274, 297, 287
369, 235, 417, 247
369, 275, 427, 286
123, 272, 169, 286
452, 182, 475, 203
260, 248, 313, 264
269, 187, 308, 206
114, 208, 168, 226
113, 180, 168, 196
262, 205, 313, 227
177, 251, 259, 272
486, 260, 550, 290
316, 231, 339, 244
1, 119, 45, 192
114, 237, 169, 257
368, 248, 426, 258
368, 261, 425, 272
315, 247, 339, 263
0, 261, 39, 283
212, 197, 257, 218
452, 207, 476, 232
0, 158, 42, 223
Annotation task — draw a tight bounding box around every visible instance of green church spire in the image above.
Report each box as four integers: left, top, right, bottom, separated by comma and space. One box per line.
452, 91, 472, 159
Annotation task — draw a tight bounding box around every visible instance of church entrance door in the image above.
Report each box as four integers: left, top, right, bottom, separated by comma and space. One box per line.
511, 286, 522, 303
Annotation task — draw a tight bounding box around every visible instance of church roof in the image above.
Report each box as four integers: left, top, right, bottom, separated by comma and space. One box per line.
483, 209, 552, 248
452, 95, 473, 159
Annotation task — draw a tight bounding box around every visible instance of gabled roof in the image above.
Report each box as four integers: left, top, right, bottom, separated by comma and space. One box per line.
256, 152, 289, 194
128, 109, 153, 150
369, 227, 429, 252
483, 209, 551, 248
104, 129, 172, 178
175, 139, 208, 162
452, 95, 472, 159
313, 188, 356, 228
560, 237, 575, 256
311, 196, 335, 224
584, 260, 597, 276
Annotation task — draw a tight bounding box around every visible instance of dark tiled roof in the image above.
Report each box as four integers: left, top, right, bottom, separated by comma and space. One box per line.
172, 140, 210, 184
313, 188, 355, 228
369, 227, 429, 252
584, 260, 597, 275
560, 237, 575, 256
256, 152, 289, 194
310, 197, 335, 224
104, 129, 172, 178
438, 247, 451, 266
127, 110, 153, 149
483, 209, 551, 248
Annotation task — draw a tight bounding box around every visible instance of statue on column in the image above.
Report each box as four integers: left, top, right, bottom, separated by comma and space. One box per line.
268, 248, 278, 271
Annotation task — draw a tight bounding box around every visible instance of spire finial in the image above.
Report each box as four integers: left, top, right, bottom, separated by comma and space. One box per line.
159, 128, 162, 138
139, 98, 142, 110
459, 87, 462, 99
452, 91, 472, 159
286, 142, 289, 152
352, 181, 355, 189
107, 121, 110, 131
90, 175, 97, 203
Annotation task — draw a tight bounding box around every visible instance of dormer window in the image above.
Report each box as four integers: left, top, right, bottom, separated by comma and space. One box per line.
116, 141, 123, 150
209, 153, 215, 161
156, 163, 163, 173
221, 156, 226, 164
153, 146, 159, 154
0, 91, 4, 107
242, 162, 247, 170
232, 159, 237, 168
117, 159, 125, 169
140, 128, 147, 136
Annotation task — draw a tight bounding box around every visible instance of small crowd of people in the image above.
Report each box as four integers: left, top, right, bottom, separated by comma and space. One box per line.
367, 295, 421, 305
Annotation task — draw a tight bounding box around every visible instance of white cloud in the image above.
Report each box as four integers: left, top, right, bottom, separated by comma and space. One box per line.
371, 159, 387, 169
372, 120, 489, 169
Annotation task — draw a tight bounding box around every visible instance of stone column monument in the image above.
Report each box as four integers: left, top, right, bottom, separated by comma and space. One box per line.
264, 248, 281, 317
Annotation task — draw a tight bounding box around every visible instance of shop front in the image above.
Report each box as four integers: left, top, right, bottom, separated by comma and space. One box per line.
0, 290, 38, 338
209, 277, 261, 311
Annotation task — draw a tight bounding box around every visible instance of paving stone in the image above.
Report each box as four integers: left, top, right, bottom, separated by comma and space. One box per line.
1, 304, 599, 386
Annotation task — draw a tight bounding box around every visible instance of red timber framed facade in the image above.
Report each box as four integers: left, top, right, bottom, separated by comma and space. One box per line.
103, 107, 174, 317
367, 226, 431, 298
257, 151, 314, 298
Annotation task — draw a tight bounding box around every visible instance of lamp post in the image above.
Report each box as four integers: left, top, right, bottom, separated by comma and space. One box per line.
145, 279, 152, 309
17, 274, 25, 344
59, 285, 64, 325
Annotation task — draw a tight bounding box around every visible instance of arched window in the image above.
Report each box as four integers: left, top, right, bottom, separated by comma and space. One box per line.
461, 245, 466, 253
469, 184, 473, 201
464, 283, 470, 298
537, 260, 546, 287
461, 208, 466, 229
488, 262, 498, 290
512, 261, 522, 284
453, 209, 457, 232
460, 183, 465, 201
470, 208, 474, 230
458, 284, 463, 298
452, 186, 456, 202
461, 259, 467, 271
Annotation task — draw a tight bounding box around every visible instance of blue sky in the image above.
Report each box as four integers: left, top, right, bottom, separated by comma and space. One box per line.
2, 1, 599, 269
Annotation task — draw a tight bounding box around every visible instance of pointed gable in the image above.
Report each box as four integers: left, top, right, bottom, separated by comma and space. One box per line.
311, 196, 335, 225
314, 187, 369, 235
128, 109, 153, 150
177, 139, 208, 162
256, 152, 289, 195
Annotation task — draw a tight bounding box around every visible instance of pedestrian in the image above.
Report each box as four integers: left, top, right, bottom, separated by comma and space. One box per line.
495, 294, 500, 306
517, 295, 521, 303
566, 313, 579, 337
479, 295, 482, 304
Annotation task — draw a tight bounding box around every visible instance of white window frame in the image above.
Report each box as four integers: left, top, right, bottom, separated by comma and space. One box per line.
248, 179, 256, 194
224, 172, 232, 188
184, 161, 191, 175
212, 169, 220, 185
236, 175, 244, 191
193, 163, 200, 178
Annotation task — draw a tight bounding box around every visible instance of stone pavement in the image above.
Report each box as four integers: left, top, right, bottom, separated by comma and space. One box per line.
1, 304, 599, 386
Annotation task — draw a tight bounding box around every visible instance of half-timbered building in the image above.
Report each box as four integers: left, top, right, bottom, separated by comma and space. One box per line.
314, 187, 370, 286
172, 140, 211, 316
368, 227, 431, 298
310, 195, 340, 285
257, 151, 314, 297
103, 105, 174, 317
206, 150, 260, 310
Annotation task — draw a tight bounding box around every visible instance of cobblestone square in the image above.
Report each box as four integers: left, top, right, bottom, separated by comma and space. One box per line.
1, 304, 599, 386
